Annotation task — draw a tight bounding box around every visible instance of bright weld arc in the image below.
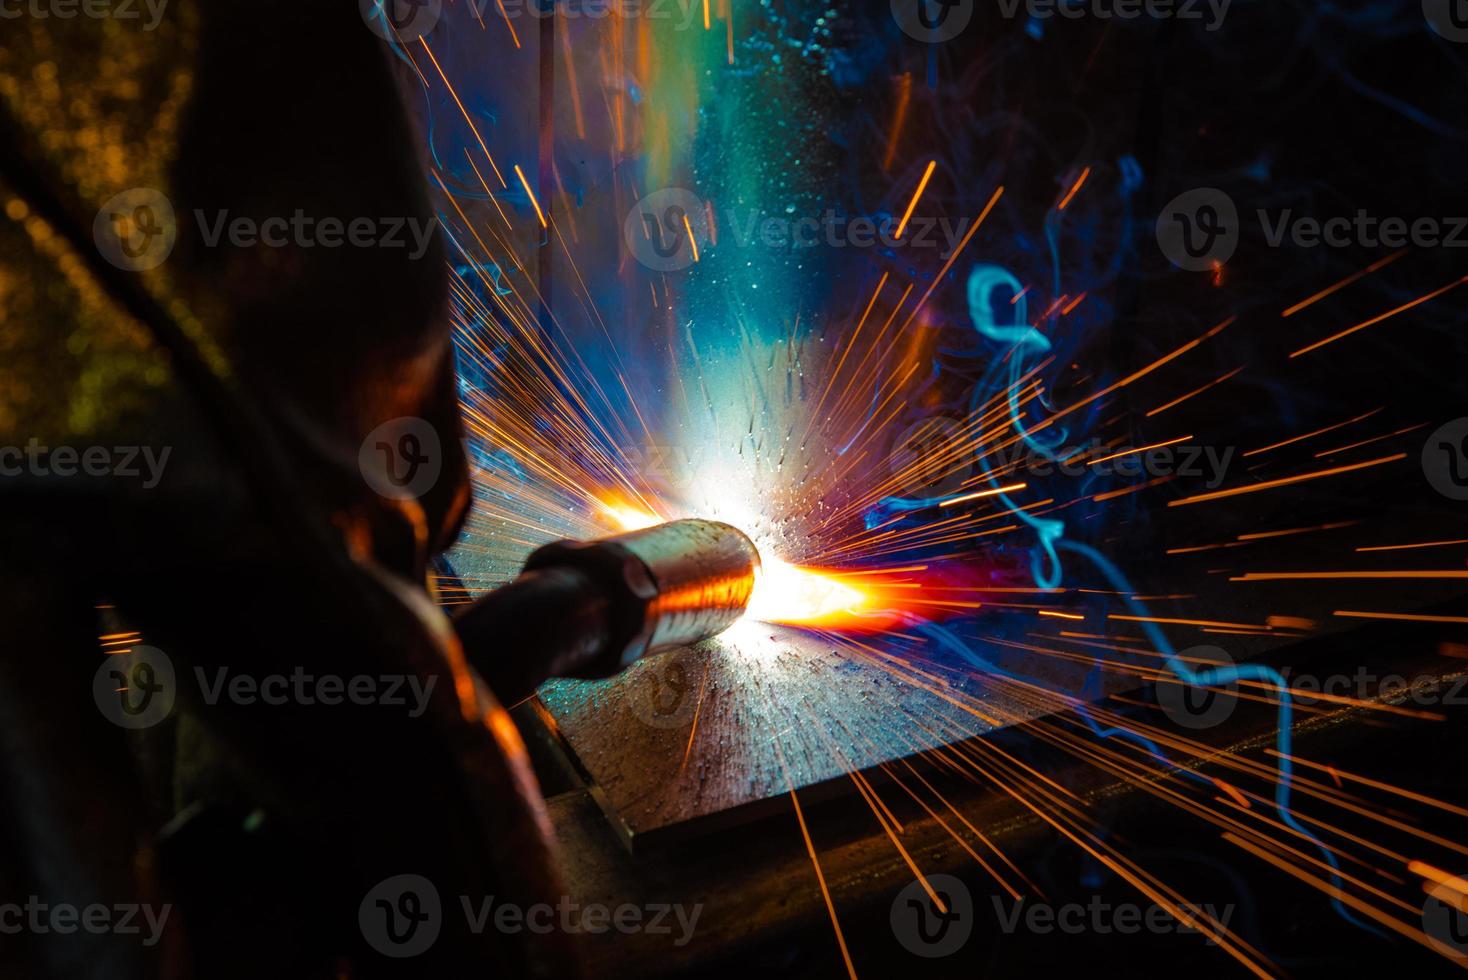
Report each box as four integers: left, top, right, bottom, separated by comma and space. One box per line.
597, 502, 875, 628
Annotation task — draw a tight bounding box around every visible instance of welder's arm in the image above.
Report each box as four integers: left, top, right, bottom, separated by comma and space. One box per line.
453, 520, 758, 705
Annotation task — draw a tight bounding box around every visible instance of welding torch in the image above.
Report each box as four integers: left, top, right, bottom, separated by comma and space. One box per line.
453, 519, 760, 704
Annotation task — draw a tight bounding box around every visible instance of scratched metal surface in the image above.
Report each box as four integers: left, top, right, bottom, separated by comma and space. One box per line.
535, 619, 1125, 850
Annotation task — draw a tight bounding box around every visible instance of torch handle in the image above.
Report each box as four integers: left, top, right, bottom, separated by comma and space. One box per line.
453, 566, 613, 706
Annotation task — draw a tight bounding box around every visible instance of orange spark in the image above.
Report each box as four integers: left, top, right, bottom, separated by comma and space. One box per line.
882, 73, 913, 173
1242, 407, 1381, 458
938, 481, 1028, 507
1357, 538, 1468, 552
1057, 166, 1090, 210
1146, 366, 1244, 418
1334, 610, 1468, 625
1234, 570, 1468, 582
1290, 274, 1468, 357
416, 39, 508, 187
1087, 435, 1193, 467
514, 164, 548, 228
492, 0, 522, 47
682, 213, 700, 262
894, 159, 936, 239
1281, 248, 1406, 317
1169, 453, 1405, 507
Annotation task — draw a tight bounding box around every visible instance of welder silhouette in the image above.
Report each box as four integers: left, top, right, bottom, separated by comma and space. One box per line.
0, 3, 581, 977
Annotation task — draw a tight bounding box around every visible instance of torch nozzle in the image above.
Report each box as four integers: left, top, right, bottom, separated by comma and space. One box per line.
453, 519, 759, 703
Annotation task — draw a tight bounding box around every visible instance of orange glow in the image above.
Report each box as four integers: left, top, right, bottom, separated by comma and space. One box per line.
596, 497, 663, 531
746, 557, 872, 627
594, 496, 906, 629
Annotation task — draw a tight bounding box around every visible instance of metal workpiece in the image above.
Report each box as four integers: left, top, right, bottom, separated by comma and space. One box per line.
455, 520, 759, 704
